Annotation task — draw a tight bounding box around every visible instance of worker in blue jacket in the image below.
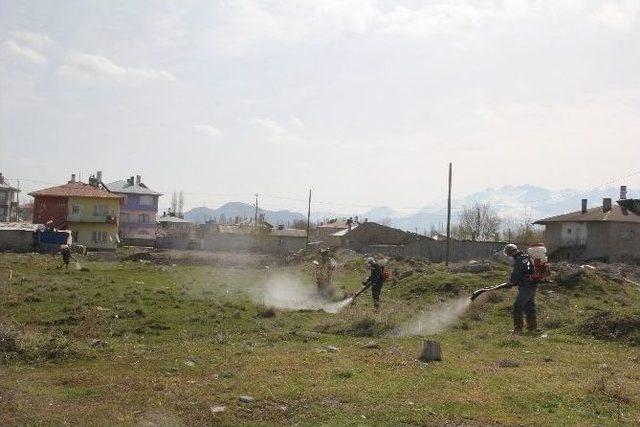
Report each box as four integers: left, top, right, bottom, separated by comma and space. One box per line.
505, 243, 538, 334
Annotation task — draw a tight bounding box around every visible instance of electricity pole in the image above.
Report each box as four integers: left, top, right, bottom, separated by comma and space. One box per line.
445, 162, 452, 266
306, 189, 311, 247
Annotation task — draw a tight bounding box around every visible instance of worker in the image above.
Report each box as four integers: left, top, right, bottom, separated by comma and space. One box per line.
504, 243, 537, 334
362, 257, 385, 310
59, 244, 75, 269
314, 248, 336, 298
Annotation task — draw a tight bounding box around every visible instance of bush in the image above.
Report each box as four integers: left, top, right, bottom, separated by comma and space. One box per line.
577, 311, 640, 345
1, 323, 94, 363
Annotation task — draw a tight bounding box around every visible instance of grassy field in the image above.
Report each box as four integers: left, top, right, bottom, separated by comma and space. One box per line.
1, 251, 639, 426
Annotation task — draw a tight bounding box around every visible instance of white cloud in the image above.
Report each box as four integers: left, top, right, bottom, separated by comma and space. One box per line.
58, 53, 175, 83
250, 117, 302, 145
11, 30, 54, 49
3, 39, 47, 65
194, 124, 221, 138
589, 0, 639, 32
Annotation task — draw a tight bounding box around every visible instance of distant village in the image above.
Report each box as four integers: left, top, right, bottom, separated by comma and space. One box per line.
1, 171, 639, 263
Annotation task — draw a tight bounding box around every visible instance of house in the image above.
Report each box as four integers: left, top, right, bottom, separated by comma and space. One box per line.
0, 173, 20, 222
156, 212, 197, 249
18, 202, 33, 222
316, 218, 356, 239
534, 187, 640, 262
341, 221, 424, 252
104, 175, 161, 246
29, 173, 122, 251
202, 223, 307, 253
339, 221, 505, 262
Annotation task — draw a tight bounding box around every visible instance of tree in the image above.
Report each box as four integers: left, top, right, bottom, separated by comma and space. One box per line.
502, 217, 544, 245
455, 202, 501, 241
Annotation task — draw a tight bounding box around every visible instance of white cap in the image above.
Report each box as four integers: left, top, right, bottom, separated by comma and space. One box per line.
504, 243, 518, 255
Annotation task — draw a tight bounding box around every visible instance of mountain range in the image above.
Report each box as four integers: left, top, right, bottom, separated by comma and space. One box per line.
184, 202, 305, 225
184, 185, 636, 232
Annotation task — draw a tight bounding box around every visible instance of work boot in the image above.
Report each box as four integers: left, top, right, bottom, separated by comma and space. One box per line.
373, 299, 380, 312
512, 316, 523, 335
526, 314, 538, 334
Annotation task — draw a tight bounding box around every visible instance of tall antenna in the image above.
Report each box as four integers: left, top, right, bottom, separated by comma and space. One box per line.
178, 191, 184, 217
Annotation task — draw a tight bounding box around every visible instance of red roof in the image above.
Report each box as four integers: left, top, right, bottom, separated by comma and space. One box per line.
29, 182, 123, 199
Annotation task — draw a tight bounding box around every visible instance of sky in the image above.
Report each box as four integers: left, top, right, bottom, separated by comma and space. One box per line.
1, 0, 639, 214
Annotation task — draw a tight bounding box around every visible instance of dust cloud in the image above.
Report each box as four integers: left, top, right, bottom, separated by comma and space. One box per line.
389, 297, 471, 337
253, 273, 351, 313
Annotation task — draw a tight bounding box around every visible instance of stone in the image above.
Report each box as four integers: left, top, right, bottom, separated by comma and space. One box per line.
239, 395, 255, 403
210, 406, 226, 414
326, 345, 339, 353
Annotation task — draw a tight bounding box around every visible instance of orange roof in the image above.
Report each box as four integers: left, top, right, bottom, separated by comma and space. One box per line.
29, 182, 122, 199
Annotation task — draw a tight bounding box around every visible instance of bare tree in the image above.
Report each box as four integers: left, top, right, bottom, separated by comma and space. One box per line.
178, 191, 184, 217
502, 217, 544, 245
455, 202, 501, 241
171, 191, 178, 215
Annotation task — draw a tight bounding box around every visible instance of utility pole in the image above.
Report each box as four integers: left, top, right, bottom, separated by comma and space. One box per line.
254, 193, 259, 227
445, 162, 452, 266
306, 189, 311, 247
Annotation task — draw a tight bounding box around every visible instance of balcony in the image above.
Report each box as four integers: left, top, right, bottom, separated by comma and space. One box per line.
67, 214, 118, 224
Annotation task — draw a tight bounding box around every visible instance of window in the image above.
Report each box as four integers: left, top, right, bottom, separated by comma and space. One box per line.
120, 213, 129, 223
71, 205, 80, 215
567, 228, 572, 234
139, 213, 149, 223
93, 205, 108, 216
0, 192, 7, 202
92, 231, 107, 243
139, 195, 153, 206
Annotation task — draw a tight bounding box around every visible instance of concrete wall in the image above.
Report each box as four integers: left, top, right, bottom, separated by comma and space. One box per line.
0, 230, 36, 251
544, 221, 640, 262
33, 196, 68, 228
606, 222, 640, 262
202, 234, 306, 254
354, 238, 506, 262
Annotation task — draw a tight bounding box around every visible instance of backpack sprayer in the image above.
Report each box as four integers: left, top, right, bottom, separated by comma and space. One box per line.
470, 244, 550, 301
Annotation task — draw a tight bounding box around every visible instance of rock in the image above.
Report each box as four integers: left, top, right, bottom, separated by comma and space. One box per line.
451, 262, 492, 274
543, 356, 553, 362
326, 345, 339, 353
184, 360, 196, 367
210, 405, 226, 414
239, 395, 255, 403
498, 359, 520, 368
362, 340, 380, 349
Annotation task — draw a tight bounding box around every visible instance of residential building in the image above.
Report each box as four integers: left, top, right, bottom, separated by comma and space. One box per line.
156, 212, 197, 249
104, 175, 161, 246
339, 221, 505, 262
0, 173, 20, 222
201, 223, 307, 253
29, 173, 122, 250
534, 187, 640, 262
316, 218, 357, 239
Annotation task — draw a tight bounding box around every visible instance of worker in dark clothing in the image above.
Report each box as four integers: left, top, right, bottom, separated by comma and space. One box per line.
362, 257, 385, 310
505, 243, 537, 334
59, 244, 75, 269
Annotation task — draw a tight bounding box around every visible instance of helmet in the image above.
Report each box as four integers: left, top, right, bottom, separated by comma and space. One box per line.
504, 243, 518, 255
365, 257, 376, 265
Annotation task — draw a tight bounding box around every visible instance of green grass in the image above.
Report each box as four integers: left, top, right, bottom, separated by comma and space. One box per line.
1, 252, 639, 426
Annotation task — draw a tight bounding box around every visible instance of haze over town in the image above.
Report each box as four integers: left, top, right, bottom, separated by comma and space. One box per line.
2, 0, 639, 216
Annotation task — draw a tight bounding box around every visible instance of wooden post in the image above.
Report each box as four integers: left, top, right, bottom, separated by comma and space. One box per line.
306, 189, 311, 247
419, 340, 442, 362
445, 163, 452, 266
